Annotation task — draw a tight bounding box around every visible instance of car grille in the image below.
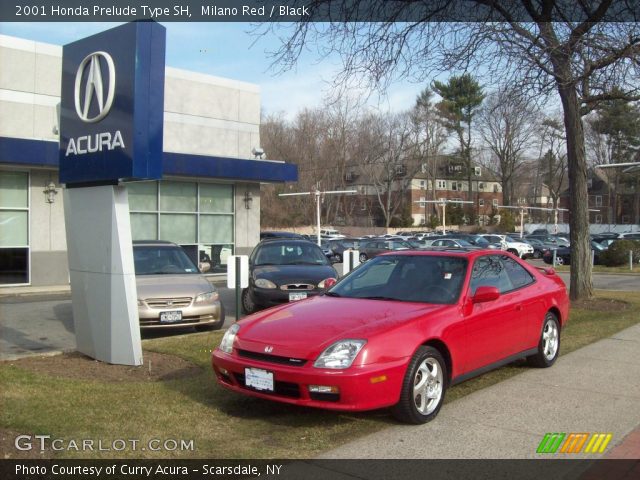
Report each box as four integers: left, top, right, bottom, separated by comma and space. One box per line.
238, 349, 307, 367
233, 373, 301, 398
145, 297, 192, 309
279, 284, 315, 291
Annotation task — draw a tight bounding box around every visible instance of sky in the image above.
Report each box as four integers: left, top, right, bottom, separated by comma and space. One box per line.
0, 21, 426, 119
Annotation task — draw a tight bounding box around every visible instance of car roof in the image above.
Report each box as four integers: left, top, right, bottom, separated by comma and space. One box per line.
378, 247, 493, 258
133, 240, 178, 247
258, 237, 317, 245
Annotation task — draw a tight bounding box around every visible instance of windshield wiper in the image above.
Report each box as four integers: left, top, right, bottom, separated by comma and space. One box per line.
324, 291, 342, 297
284, 261, 321, 265
360, 296, 399, 301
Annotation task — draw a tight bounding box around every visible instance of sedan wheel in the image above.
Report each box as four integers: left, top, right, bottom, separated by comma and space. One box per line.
241, 288, 257, 315
555, 256, 565, 265
533, 250, 542, 259
359, 253, 368, 263
528, 312, 560, 368
392, 346, 447, 424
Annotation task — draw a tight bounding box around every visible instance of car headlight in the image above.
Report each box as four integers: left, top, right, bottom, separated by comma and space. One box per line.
314, 339, 366, 369
219, 324, 240, 354
255, 278, 277, 289
195, 291, 219, 304
137, 299, 144, 307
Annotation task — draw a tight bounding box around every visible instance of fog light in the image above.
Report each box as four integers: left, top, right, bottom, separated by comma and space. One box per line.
219, 367, 229, 376
370, 375, 387, 384
308, 385, 339, 394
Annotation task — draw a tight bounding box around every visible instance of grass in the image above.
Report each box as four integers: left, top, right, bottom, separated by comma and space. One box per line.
552, 264, 640, 274
1, 290, 639, 459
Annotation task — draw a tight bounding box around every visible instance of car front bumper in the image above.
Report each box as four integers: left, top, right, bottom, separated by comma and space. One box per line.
138, 301, 223, 329
250, 287, 322, 308
211, 349, 407, 411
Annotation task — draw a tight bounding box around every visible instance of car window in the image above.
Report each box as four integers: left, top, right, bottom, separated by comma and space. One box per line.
501, 256, 534, 290
254, 243, 328, 266
133, 246, 199, 275
469, 255, 514, 294
330, 255, 468, 304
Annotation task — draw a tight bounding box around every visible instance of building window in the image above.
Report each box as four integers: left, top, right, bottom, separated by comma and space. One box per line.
595, 214, 602, 224
595, 195, 602, 207
0, 171, 30, 285
451, 182, 457, 191
492, 199, 499, 207
474, 166, 482, 176
419, 180, 426, 189
479, 199, 484, 207
436, 180, 447, 190
478, 182, 485, 190
129, 181, 235, 274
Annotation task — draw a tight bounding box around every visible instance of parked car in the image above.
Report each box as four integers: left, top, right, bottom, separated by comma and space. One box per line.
241, 239, 338, 314
326, 238, 361, 262
133, 241, 224, 330
320, 228, 345, 239
525, 234, 569, 248
429, 238, 477, 249
440, 233, 499, 250
358, 238, 412, 262
542, 240, 606, 266
212, 250, 569, 423
479, 234, 534, 258
260, 231, 305, 240
525, 238, 557, 259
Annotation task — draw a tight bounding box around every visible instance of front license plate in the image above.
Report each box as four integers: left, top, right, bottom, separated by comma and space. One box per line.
160, 310, 182, 323
245, 368, 274, 391
289, 292, 307, 302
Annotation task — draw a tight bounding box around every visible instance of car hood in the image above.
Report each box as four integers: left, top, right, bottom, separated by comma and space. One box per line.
252, 264, 337, 285
235, 295, 449, 360
135, 274, 213, 300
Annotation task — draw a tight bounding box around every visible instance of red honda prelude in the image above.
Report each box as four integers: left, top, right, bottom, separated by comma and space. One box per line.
211, 249, 569, 423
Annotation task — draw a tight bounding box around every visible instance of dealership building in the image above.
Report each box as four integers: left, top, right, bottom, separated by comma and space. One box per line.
0, 33, 296, 287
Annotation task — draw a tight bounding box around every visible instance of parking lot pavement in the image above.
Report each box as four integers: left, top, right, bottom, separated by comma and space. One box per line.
318, 323, 640, 460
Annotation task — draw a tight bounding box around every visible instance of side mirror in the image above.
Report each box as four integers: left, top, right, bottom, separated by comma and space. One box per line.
472, 286, 500, 303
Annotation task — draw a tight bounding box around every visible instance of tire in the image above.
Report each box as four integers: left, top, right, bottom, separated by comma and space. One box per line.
195, 303, 225, 331
359, 253, 368, 263
507, 249, 518, 256
555, 256, 565, 265
241, 288, 257, 315
336, 253, 343, 263
534, 250, 542, 259
527, 312, 560, 368
391, 346, 447, 424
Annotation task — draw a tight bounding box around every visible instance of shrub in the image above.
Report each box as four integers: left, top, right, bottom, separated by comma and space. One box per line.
600, 240, 640, 267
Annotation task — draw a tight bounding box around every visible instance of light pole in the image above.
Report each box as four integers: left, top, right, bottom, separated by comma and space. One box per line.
279, 188, 357, 245
414, 199, 473, 232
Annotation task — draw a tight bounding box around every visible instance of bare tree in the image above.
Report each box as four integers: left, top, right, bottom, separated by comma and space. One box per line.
264, 1, 640, 299
362, 113, 421, 227
410, 88, 449, 221
478, 87, 539, 206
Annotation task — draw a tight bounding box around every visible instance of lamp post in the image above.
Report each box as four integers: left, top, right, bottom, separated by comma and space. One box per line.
279, 188, 357, 245
414, 199, 473, 232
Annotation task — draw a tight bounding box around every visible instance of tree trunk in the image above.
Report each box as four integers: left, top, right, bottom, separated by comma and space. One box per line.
557, 84, 593, 300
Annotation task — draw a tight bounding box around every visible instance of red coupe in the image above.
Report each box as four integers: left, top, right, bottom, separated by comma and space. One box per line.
211, 249, 569, 423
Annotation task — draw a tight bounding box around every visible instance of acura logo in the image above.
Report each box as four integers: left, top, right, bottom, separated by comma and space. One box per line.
264, 346, 273, 353
74, 51, 115, 123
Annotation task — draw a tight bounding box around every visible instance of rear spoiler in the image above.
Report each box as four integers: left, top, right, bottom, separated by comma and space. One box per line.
535, 266, 557, 275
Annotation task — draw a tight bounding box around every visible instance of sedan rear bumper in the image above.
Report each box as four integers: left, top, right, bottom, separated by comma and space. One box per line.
211, 349, 408, 411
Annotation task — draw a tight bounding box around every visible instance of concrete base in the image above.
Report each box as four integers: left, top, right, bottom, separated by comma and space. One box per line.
63, 185, 142, 366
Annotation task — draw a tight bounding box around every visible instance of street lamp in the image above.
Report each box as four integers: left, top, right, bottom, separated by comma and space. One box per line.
414, 199, 473, 232
279, 188, 357, 245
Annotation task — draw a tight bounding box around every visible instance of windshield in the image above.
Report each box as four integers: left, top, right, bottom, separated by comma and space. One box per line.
133, 246, 200, 275
254, 242, 329, 266
328, 255, 467, 304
